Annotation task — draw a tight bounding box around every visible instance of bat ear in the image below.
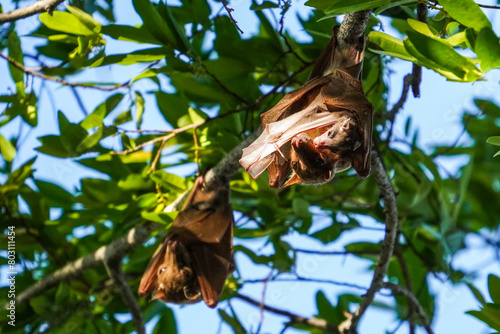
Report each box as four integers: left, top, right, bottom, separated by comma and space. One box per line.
283, 173, 302, 187
323, 169, 334, 182
151, 289, 166, 301
138, 239, 169, 297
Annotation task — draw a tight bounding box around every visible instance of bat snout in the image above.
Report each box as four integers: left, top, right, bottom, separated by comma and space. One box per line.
313, 137, 324, 148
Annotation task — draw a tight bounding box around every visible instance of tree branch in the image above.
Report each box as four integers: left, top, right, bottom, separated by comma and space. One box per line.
0, 0, 65, 24
0, 53, 129, 91
338, 148, 399, 334
336, 10, 372, 52
382, 282, 434, 334
15, 221, 159, 305
103, 257, 145, 334
236, 294, 340, 333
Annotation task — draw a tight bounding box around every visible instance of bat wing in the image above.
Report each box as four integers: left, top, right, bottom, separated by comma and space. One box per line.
260, 77, 330, 125
170, 202, 234, 246
190, 220, 234, 308
308, 25, 365, 81
138, 236, 168, 297
240, 98, 338, 178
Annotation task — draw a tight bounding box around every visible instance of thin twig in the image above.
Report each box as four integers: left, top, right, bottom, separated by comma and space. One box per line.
477, 3, 500, 9
235, 294, 340, 333
410, 3, 427, 98
0, 53, 129, 91
221, 0, 244, 34
0, 0, 65, 24
382, 282, 434, 334
294, 249, 380, 256
103, 257, 145, 334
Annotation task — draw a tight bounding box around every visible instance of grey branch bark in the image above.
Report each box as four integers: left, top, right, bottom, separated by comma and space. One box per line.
236, 294, 339, 333
382, 282, 434, 334
15, 221, 160, 305
338, 149, 399, 333
336, 10, 372, 52
104, 257, 145, 334
0, 0, 65, 24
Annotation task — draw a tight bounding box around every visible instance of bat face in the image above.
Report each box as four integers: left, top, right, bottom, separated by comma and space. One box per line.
313, 112, 361, 153
148, 240, 202, 304
139, 177, 235, 308
286, 133, 338, 186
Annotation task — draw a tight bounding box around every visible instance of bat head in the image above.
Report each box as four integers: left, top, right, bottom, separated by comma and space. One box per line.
139, 239, 202, 305
283, 133, 339, 187
313, 113, 362, 153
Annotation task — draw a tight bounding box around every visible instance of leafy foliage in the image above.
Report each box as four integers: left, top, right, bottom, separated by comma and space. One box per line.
1, 0, 499, 333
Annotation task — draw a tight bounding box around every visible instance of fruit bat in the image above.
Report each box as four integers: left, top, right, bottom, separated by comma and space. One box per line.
239, 26, 373, 188
313, 110, 362, 153
138, 177, 235, 308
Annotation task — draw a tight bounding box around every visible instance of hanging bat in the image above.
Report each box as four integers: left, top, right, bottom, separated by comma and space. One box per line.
239, 26, 373, 188
313, 110, 362, 153
138, 177, 235, 308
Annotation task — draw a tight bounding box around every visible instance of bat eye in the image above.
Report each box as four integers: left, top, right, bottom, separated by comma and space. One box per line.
158, 267, 166, 275
327, 129, 335, 138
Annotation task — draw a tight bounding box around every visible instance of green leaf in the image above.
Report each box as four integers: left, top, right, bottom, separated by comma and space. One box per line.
374, 0, 416, 16
169, 73, 237, 104
102, 24, 161, 44
306, 0, 389, 14
65, 5, 102, 33
4, 157, 36, 186
149, 170, 188, 192
404, 31, 483, 81
488, 275, 500, 304
76, 127, 103, 152
368, 31, 416, 62
476, 27, 500, 73
155, 92, 190, 127
407, 18, 437, 37
141, 211, 176, 225
0, 134, 16, 162
58, 111, 88, 154
132, 0, 177, 45
250, 1, 280, 10
467, 283, 486, 305
81, 94, 124, 130
218, 309, 246, 334
35, 180, 74, 207
90, 47, 167, 67
438, 0, 491, 32
135, 92, 145, 129
40, 11, 96, 36
152, 307, 177, 334
487, 137, 500, 146
467, 305, 500, 331
7, 30, 24, 95
36, 135, 72, 157
188, 107, 208, 124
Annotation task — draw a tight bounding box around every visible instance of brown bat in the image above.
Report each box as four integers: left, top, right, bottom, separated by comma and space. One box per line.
138, 177, 235, 308
313, 110, 362, 153
239, 26, 373, 188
